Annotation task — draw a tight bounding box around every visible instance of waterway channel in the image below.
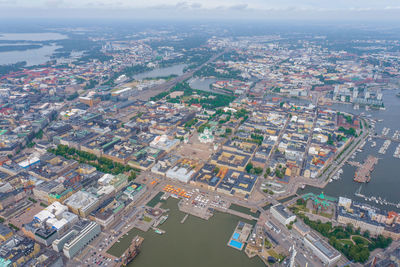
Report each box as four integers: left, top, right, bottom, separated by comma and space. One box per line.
107, 198, 264, 267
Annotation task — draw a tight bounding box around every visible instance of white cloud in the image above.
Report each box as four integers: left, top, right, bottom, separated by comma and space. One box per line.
0, 0, 400, 20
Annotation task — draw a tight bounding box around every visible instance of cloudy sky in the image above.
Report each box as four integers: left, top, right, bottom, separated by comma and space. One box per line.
0, 0, 400, 20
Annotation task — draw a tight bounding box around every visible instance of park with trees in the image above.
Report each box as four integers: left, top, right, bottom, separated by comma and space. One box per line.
291, 207, 392, 263
48, 144, 139, 179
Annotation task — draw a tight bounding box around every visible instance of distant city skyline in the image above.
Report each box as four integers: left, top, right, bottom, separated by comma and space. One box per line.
1, 0, 400, 21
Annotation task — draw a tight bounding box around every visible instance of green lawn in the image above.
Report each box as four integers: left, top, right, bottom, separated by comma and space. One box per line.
340, 239, 354, 246
143, 216, 152, 223
352, 235, 371, 246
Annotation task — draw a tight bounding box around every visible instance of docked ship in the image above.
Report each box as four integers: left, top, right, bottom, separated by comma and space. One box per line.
159, 215, 168, 225
155, 229, 164, 235
121, 235, 144, 266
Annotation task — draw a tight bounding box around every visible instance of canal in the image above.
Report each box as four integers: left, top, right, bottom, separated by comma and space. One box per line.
107, 198, 264, 267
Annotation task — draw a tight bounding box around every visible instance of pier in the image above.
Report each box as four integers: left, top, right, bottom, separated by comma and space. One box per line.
347, 161, 362, 168
181, 214, 189, 224
354, 155, 379, 183
373, 135, 400, 143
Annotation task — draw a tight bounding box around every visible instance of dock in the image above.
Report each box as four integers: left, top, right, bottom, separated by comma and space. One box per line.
347, 161, 362, 168
354, 155, 379, 183
181, 214, 189, 224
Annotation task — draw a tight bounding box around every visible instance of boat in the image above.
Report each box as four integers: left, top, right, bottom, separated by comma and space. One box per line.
159, 215, 168, 225
155, 229, 164, 235
396, 92, 400, 97
121, 235, 144, 266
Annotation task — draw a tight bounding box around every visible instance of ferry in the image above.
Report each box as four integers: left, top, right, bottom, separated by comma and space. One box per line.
121, 235, 144, 266
155, 229, 164, 235
159, 215, 168, 225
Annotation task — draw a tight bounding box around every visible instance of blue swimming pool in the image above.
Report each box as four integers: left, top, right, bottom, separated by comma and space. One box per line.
229, 239, 243, 249
232, 233, 240, 240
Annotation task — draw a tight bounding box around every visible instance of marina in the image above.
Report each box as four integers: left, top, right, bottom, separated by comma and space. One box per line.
381, 127, 390, 136
300, 90, 400, 212
378, 140, 391, 154
393, 130, 400, 140
355, 185, 400, 209
394, 144, 400, 159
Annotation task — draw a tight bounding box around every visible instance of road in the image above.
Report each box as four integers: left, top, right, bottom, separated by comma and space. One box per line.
300, 105, 319, 175
266, 213, 323, 267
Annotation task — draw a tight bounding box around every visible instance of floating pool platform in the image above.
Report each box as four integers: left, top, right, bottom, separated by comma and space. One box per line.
227, 221, 253, 251
228, 239, 244, 250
